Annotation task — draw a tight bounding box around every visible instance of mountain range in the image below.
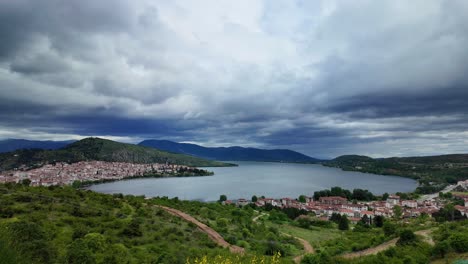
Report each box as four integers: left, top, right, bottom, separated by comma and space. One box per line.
0, 138, 230, 171
0, 139, 76, 153
0, 138, 320, 163
139, 139, 320, 163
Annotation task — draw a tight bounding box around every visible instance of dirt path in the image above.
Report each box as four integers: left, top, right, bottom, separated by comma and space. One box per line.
157, 205, 244, 254
417, 229, 435, 246
341, 229, 433, 259
252, 212, 267, 222
280, 232, 315, 263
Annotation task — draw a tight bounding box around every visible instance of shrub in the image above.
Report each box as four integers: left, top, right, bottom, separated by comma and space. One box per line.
450, 233, 468, 253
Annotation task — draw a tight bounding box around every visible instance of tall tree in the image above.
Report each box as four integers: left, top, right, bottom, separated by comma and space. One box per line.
338, 215, 349, 230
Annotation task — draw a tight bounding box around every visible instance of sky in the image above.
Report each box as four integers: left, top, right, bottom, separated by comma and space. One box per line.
1, 0, 468, 159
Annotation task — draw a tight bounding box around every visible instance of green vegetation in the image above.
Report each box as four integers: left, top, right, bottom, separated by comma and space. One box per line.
0, 183, 248, 264
1, 182, 468, 263
0, 137, 234, 171
313, 186, 376, 201
153, 198, 302, 259
324, 154, 468, 192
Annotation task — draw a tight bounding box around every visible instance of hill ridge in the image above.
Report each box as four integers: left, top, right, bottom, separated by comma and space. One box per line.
0, 137, 231, 171
139, 139, 320, 163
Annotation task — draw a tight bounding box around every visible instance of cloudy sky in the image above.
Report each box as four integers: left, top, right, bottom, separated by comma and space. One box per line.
1, 0, 468, 158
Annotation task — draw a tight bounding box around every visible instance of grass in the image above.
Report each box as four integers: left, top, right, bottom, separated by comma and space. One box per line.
274, 224, 341, 247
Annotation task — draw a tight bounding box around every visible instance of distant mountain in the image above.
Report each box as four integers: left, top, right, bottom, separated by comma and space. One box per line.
138, 139, 320, 163
0, 139, 76, 153
0, 137, 232, 171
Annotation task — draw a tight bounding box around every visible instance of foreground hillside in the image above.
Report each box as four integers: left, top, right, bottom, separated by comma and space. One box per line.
324, 154, 468, 193
0, 184, 290, 264
0, 139, 76, 153
1, 183, 467, 264
139, 140, 320, 163
0, 184, 228, 263
0, 138, 232, 171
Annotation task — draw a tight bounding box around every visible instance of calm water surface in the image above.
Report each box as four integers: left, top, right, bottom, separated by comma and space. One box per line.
87, 161, 418, 201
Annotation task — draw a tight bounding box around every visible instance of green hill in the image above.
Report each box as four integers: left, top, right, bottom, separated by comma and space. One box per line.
324, 154, 468, 193
0, 137, 233, 171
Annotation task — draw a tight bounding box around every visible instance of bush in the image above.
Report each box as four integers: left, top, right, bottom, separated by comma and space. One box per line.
66, 239, 95, 264
397, 229, 417, 245
338, 215, 349, 230
450, 233, 468, 253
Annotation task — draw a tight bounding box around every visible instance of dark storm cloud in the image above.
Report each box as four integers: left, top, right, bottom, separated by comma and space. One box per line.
1, 0, 468, 157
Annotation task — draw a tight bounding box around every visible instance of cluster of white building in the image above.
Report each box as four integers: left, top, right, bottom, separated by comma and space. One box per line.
228, 194, 445, 222
0, 161, 194, 186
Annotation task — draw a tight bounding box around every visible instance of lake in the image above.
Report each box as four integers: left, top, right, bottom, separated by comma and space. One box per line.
87, 161, 418, 201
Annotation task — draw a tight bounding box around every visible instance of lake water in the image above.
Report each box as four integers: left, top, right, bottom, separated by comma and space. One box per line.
87, 161, 418, 201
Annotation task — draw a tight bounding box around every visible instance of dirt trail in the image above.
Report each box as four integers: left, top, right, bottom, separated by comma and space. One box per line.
157, 205, 245, 254
252, 212, 267, 222
341, 229, 433, 259
280, 232, 315, 263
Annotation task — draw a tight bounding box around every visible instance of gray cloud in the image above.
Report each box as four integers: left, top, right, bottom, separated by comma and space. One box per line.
1, 0, 468, 158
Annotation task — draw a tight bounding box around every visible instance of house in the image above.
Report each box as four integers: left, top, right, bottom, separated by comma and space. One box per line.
236, 198, 249, 206
386, 195, 400, 208
401, 200, 418, 208
280, 197, 294, 207
359, 210, 375, 219
338, 208, 355, 218
319, 196, 348, 205
454, 205, 467, 216
342, 203, 368, 211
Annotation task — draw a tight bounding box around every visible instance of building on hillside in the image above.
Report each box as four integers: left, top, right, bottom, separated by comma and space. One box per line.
454, 205, 468, 217
342, 203, 368, 211
319, 196, 348, 205
236, 198, 249, 206
401, 200, 418, 208
386, 195, 400, 208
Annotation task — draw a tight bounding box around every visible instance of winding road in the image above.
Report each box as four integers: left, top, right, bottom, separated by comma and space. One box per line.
341, 229, 434, 259
156, 205, 245, 254
156, 206, 434, 262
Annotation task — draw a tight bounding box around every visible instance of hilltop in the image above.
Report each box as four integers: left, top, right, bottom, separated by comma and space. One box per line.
0, 139, 75, 153
139, 139, 320, 163
324, 154, 468, 193
0, 137, 232, 171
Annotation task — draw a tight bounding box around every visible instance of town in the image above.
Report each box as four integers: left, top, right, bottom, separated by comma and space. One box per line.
0, 161, 203, 186
226, 180, 468, 223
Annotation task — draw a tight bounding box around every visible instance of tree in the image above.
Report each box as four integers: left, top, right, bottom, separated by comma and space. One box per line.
383, 221, 397, 237
216, 218, 229, 228
449, 233, 468, 253
374, 215, 384, 227
433, 240, 450, 258
393, 205, 402, 219
219, 194, 227, 202
360, 215, 371, 226
298, 195, 307, 203
397, 229, 416, 245
382, 193, 389, 201
251, 195, 258, 202
66, 239, 95, 264
330, 213, 342, 224
21, 179, 31, 186
121, 218, 142, 237
5, 221, 52, 263
338, 215, 349, 230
